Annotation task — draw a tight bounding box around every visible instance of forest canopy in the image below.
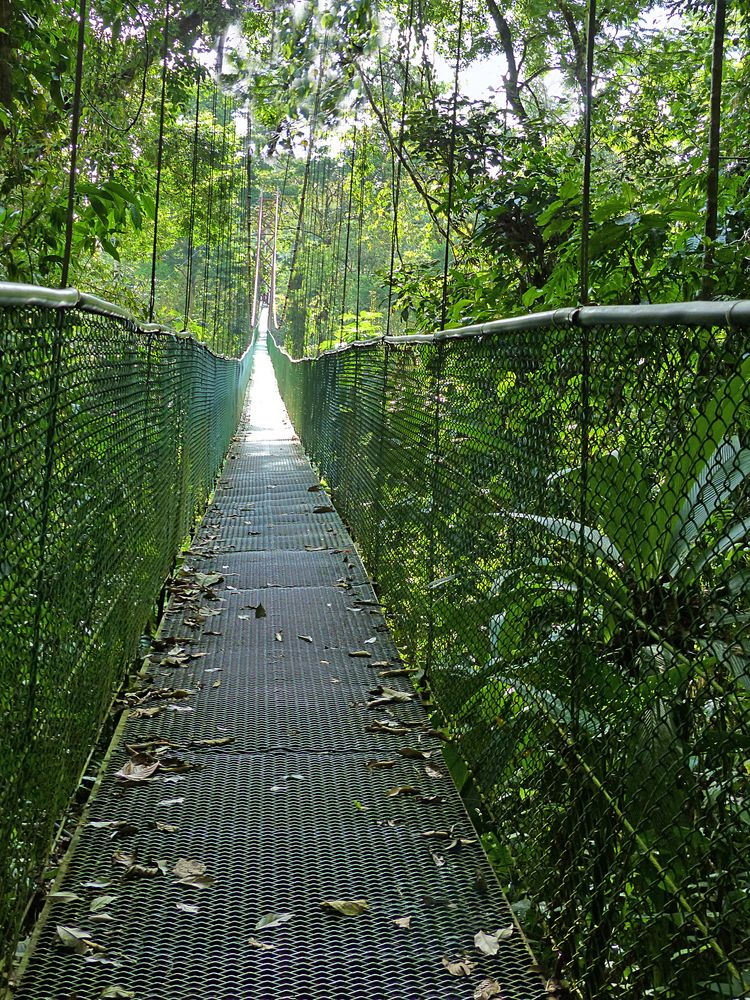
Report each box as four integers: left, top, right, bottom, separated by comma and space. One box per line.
0, 0, 747, 351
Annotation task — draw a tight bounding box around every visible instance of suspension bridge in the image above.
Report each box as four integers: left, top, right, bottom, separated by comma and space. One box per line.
2, 1, 750, 998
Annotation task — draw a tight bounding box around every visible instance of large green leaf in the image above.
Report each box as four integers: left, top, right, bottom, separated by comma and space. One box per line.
665, 438, 750, 576
659, 358, 750, 551
508, 512, 622, 565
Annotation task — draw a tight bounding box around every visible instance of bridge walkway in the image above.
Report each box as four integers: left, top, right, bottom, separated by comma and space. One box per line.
13, 335, 543, 1000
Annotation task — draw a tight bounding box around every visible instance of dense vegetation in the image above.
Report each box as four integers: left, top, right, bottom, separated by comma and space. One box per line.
2, 1, 750, 997
2, 0, 748, 350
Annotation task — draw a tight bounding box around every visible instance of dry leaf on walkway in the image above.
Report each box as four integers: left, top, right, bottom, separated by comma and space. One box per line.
474, 979, 504, 1000
474, 927, 514, 955
115, 758, 159, 783
189, 737, 234, 749
56, 925, 102, 955
364, 759, 397, 770
425, 765, 444, 780
298, 634, 313, 643
48, 892, 82, 904
176, 903, 199, 915
212, 680, 221, 689
313, 505, 335, 513
398, 748, 432, 761
130, 704, 164, 719
387, 786, 420, 798
349, 650, 371, 658
122, 863, 161, 881
173, 859, 206, 879
275, 631, 284, 642
393, 916, 412, 929
100, 988, 135, 998
156, 797, 184, 807
254, 912, 293, 930
176, 874, 214, 890
307, 484, 323, 492
90, 896, 117, 913
89, 820, 138, 838
442, 956, 476, 977
247, 937, 275, 950
320, 899, 369, 917
149, 822, 178, 833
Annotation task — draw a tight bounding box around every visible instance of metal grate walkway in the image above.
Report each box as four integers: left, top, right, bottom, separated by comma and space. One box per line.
14, 336, 544, 1000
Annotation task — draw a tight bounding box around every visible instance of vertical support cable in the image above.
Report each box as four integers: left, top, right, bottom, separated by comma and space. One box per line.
61, 0, 88, 288
184, 66, 202, 328
149, 2, 171, 323
440, 0, 464, 331
702, 0, 727, 298
579, 0, 597, 306
339, 128, 357, 343
425, 341, 444, 672
387, 0, 415, 336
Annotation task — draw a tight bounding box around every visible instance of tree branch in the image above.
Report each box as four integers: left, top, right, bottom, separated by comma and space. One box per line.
485, 0, 528, 123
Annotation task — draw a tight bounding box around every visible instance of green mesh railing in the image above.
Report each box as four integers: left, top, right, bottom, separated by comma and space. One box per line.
270, 304, 750, 1000
0, 284, 252, 960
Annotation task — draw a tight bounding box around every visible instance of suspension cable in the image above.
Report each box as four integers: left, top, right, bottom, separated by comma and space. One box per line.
579, 0, 597, 305
148, 1, 171, 323
440, 0, 464, 331
386, 0, 415, 336
356, 129, 366, 337
339, 127, 357, 343
61, 0, 88, 288
184, 61, 203, 328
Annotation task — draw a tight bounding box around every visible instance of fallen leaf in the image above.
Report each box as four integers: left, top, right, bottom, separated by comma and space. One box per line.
364, 636, 378, 644
476, 927, 514, 957
130, 704, 164, 719
195, 572, 223, 589
298, 634, 313, 643
90, 913, 115, 923
247, 937, 275, 950
364, 759, 397, 770
431, 853, 446, 868
90, 896, 117, 913
56, 925, 101, 955
307, 484, 323, 492
304, 544, 328, 551
425, 765, 444, 780
189, 737, 234, 749
122, 864, 161, 881
474, 979, 504, 1000
255, 912, 293, 931
397, 747, 432, 761
48, 892, 82, 904
114, 758, 160, 783
442, 956, 477, 977
157, 797, 184, 807
111, 851, 135, 869
312, 505, 335, 513
393, 916, 412, 929
212, 680, 222, 689
149, 822, 178, 833
176, 903, 199, 915
275, 631, 284, 642
320, 899, 369, 917
387, 786, 420, 798
166, 704, 194, 713
100, 988, 135, 999
255, 603, 267, 619
175, 874, 214, 890
173, 859, 206, 879
349, 650, 371, 658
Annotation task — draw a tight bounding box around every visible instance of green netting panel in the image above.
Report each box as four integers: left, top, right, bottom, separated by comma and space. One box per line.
0, 301, 251, 960
269, 317, 750, 1000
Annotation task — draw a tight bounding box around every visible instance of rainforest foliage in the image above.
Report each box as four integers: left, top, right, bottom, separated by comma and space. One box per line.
2, 0, 749, 350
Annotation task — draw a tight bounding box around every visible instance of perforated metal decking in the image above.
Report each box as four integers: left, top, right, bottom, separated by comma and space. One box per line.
14, 337, 545, 1000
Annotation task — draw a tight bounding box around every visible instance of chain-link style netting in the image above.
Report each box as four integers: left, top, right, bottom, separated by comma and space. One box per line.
270, 314, 750, 999
0, 298, 251, 960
